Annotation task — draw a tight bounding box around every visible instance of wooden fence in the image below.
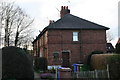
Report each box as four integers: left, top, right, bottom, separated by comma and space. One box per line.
72, 70, 110, 79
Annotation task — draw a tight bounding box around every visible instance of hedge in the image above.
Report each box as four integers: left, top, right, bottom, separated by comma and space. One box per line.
34, 57, 47, 72
115, 43, 120, 54
91, 54, 115, 70
86, 50, 104, 70
107, 55, 120, 79
2, 46, 34, 80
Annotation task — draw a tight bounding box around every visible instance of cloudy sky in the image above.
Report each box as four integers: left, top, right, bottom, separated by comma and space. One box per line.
5, 0, 120, 46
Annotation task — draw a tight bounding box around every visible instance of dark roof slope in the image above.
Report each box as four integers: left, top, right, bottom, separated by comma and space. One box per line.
47, 14, 109, 30
106, 43, 115, 53
33, 14, 109, 43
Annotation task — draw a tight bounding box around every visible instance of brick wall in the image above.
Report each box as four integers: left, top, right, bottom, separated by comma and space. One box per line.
33, 31, 48, 58
47, 29, 107, 65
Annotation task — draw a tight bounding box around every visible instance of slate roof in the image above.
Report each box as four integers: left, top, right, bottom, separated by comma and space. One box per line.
47, 14, 109, 30
33, 14, 109, 43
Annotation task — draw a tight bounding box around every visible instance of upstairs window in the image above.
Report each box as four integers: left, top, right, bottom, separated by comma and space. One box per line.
73, 32, 78, 41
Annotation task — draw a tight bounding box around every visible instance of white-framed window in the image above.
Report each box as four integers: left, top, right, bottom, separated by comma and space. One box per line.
73, 32, 78, 41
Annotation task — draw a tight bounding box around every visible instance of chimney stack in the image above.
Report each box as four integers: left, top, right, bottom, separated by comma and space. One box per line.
49, 20, 55, 24
60, 6, 70, 18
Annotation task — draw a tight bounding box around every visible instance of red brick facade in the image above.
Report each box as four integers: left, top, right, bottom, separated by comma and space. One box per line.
33, 29, 107, 66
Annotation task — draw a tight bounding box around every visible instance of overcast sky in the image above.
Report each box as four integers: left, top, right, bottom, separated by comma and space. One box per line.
5, 0, 120, 46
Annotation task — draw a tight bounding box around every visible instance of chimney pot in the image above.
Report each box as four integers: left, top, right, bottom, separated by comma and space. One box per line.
60, 6, 70, 18
61, 6, 63, 10
49, 20, 55, 24
63, 6, 66, 9
66, 6, 68, 9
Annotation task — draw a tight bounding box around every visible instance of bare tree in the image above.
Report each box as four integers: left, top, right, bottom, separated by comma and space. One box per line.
106, 31, 114, 43
0, 2, 18, 46
0, 2, 34, 47
14, 7, 34, 46
0, 3, 2, 48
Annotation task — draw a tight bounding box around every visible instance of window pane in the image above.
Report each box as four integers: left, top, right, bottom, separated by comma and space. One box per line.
73, 36, 78, 41
73, 32, 78, 36
73, 32, 78, 41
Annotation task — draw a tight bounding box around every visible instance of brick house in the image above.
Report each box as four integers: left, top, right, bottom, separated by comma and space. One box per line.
106, 43, 115, 53
33, 6, 109, 67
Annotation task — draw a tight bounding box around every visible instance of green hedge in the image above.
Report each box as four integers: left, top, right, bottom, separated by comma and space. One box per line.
2, 46, 34, 80
107, 55, 120, 79
80, 64, 89, 71
34, 57, 47, 72
115, 43, 120, 54
86, 50, 103, 70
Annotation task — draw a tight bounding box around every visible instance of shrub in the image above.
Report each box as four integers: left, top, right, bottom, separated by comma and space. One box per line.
91, 50, 103, 54
86, 50, 103, 70
80, 64, 89, 71
91, 54, 114, 70
23, 48, 29, 54
115, 43, 120, 54
107, 55, 120, 79
2, 46, 34, 80
107, 55, 120, 63
34, 57, 48, 72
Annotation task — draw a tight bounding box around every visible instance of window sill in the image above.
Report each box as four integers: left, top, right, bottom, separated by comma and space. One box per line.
72, 41, 81, 44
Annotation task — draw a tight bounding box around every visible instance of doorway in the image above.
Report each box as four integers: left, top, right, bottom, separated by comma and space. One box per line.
62, 51, 70, 67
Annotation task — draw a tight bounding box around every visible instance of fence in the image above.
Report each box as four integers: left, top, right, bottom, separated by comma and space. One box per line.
73, 70, 109, 79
